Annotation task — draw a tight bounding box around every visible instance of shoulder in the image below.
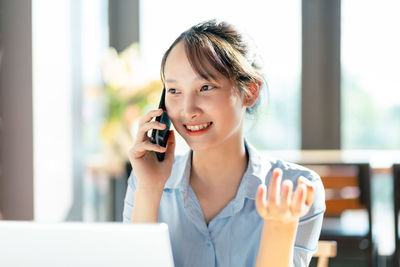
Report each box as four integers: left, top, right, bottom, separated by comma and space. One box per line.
246, 139, 320, 183
245, 140, 325, 215
268, 157, 321, 183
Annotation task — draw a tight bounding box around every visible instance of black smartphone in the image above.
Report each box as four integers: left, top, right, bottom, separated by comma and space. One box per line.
151, 87, 171, 161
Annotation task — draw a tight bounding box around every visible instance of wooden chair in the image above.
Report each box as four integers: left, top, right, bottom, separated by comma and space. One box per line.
304, 163, 376, 266
393, 164, 400, 266
313, 241, 337, 267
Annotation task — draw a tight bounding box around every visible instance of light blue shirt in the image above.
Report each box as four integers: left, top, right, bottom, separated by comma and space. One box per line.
123, 140, 325, 267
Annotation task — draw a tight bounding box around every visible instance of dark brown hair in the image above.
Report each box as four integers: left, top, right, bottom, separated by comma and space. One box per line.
160, 19, 266, 114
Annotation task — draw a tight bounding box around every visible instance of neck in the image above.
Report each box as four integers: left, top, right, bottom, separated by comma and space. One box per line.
190, 135, 248, 190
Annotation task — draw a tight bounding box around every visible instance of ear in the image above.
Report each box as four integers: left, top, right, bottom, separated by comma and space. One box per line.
243, 81, 261, 108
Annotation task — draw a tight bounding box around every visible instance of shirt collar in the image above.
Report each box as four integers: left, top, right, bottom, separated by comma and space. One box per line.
163, 139, 271, 200
241, 139, 271, 199
164, 149, 192, 195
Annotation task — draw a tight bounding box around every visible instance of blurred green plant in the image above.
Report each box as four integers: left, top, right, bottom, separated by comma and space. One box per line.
99, 43, 162, 173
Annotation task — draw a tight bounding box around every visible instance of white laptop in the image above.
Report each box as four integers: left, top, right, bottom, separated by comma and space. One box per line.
0, 221, 175, 267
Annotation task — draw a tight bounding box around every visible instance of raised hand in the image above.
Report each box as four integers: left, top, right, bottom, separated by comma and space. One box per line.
128, 108, 175, 191
255, 168, 315, 223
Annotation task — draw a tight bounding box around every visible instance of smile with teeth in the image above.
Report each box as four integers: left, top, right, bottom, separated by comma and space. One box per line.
184, 122, 212, 131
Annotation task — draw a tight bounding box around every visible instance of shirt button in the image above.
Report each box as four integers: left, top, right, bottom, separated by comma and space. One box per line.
207, 243, 212, 247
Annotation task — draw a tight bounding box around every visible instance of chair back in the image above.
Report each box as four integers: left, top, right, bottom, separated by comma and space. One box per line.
313, 240, 337, 267
303, 164, 371, 218
304, 163, 375, 266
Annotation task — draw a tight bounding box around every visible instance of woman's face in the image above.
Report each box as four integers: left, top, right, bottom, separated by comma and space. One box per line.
164, 41, 247, 151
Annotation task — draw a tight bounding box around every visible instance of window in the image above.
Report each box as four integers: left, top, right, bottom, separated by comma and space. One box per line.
33, 0, 109, 222
33, 0, 73, 221
341, 0, 400, 150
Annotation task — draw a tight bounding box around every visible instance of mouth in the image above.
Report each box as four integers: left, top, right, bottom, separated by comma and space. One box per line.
183, 122, 213, 135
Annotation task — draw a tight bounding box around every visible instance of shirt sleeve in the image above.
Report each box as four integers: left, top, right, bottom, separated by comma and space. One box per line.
293, 173, 326, 267
122, 170, 137, 223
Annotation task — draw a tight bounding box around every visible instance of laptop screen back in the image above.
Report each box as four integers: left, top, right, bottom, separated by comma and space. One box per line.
0, 221, 175, 267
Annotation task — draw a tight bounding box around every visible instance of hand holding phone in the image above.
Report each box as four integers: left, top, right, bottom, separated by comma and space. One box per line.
151, 88, 171, 161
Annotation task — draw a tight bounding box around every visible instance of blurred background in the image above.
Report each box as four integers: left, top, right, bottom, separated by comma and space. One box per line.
0, 0, 399, 266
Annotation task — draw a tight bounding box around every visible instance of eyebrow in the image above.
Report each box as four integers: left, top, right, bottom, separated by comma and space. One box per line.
164, 79, 177, 83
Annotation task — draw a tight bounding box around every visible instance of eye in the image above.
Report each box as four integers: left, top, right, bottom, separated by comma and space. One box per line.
200, 85, 215, 92
167, 88, 180, 94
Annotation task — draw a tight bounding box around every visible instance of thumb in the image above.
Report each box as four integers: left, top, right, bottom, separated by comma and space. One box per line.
164, 130, 175, 161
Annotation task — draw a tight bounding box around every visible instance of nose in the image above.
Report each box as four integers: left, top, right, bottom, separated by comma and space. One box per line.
182, 93, 202, 120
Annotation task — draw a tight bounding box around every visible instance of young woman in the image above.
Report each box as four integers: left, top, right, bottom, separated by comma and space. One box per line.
123, 19, 325, 267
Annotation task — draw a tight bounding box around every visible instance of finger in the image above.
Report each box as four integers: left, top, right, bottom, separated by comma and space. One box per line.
280, 179, 293, 212
137, 121, 167, 142
268, 168, 282, 207
255, 184, 268, 218
298, 176, 314, 206
292, 183, 307, 216
138, 109, 163, 127
164, 130, 176, 162
132, 140, 167, 159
